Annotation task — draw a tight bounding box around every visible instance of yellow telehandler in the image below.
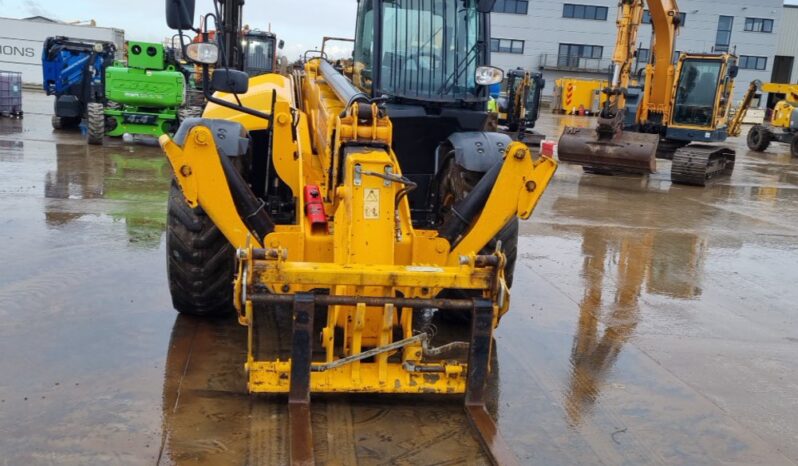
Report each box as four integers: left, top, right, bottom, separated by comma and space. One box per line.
160, 0, 556, 463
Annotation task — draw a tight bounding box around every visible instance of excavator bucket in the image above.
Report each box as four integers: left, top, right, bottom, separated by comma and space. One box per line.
558, 126, 659, 174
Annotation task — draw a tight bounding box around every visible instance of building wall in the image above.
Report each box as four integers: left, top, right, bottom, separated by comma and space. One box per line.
490, 0, 784, 103
776, 5, 798, 84
0, 17, 124, 85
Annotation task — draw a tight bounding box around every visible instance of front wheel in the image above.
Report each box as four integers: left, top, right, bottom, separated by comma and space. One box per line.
747, 125, 771, 152
166, 181, 236, 317
436, 158, 519, 286
87, 102, 105, 145
791, 133, 798, 158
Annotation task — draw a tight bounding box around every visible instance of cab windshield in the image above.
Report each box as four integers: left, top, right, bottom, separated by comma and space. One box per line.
673, 59, 722, 127
244, 36, 275, 76
355, 0, 482, 101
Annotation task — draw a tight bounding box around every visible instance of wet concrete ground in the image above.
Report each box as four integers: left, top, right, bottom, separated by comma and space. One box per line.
1, 90, 797, 465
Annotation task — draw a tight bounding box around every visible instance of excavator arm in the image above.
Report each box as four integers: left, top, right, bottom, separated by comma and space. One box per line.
559, 0, 682, 174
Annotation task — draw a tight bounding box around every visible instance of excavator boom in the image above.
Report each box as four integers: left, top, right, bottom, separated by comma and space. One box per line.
558, 0, 662, 174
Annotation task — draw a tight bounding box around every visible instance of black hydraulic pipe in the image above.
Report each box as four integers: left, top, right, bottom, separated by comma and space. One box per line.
218, 153, 275, 242
437, 160, 503, 246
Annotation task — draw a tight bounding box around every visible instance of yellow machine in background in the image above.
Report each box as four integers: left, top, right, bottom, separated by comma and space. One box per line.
162, 0, 556, 463
558, 0, 739, 186
552, 78, 608, 115
742, 81, 798, 157
496, 68, 546, 144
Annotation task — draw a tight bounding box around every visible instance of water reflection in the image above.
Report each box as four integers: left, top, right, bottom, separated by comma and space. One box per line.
44, 143, 170, 247
564, 226, 707, 426
160, 309, 496, 463
0, 118, 23, 137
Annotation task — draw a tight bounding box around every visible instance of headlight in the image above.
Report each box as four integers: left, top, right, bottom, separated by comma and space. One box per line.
93, 43, 104, 53
475, 66, 504, 86
186, 43, 219, 65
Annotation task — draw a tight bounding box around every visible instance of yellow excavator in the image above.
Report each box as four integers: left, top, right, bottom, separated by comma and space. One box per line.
741, 81, 798, 157
559, 0, 739, 186
161, 0, 556, 463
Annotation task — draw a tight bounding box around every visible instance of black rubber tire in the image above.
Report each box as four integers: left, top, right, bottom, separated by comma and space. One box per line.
52, 115, 80, 130
747, 125, 771, 152
166, 181, 236, 317
791, 133, 798, 158
433, 158, 520, 325
178, 106, 203, 123
87, 102, 105, 145
436, 158, 519, 286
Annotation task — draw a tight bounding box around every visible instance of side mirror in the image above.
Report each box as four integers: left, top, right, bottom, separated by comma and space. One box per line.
166, 0, 195, 30
212, 69, 249, 94
728, 64, 739, 79
278, 40, 285, 50
476, 0, 497, 13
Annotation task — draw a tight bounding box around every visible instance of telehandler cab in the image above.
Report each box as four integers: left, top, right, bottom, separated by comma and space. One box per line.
161, 0, 556, 463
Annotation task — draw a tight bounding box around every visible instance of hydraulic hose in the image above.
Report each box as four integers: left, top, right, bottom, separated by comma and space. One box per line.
218, 154, 275, 242
437, 160, 503, 246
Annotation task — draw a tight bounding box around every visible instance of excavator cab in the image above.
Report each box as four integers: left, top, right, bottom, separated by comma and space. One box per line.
667, 53, 738, 142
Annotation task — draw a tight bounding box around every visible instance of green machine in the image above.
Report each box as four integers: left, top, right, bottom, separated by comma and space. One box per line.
88, 41, 199, 145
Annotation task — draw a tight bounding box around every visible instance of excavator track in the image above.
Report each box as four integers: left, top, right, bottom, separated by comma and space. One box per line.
670, 144, 735, 186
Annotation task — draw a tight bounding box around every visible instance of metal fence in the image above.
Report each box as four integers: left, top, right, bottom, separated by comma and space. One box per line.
538, 54, 613, 74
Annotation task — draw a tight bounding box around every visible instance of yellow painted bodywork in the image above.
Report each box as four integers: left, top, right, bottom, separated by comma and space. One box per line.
761, 82, 798, 129
160, 59, 557, 395
554, 78, 608, 114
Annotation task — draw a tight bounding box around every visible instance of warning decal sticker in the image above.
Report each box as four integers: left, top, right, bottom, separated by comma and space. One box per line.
364, 188, 380, 219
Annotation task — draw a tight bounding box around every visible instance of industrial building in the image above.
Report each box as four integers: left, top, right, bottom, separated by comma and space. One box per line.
490, 0, 790, 102
0, 16, 124, 85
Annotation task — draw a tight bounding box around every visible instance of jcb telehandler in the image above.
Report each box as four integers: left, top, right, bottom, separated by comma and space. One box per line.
558, 0, 739, 186
161, 0, 556, 463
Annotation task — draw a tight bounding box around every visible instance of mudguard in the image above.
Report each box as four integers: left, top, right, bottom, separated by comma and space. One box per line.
445, 131, 512, 172
173, 118, 250, 157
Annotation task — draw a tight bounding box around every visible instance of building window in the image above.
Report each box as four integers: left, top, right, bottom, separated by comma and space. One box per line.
744, 17, 774, 33
563, 4, 608, 20
739, 55, 768, 70
642, 10, 686, 26
636, 48, 650, 68
559, 43, 603, 59
715, 16, 733, 52
493, 0, 528, 15
491, 38, 525, 54
557, 43, 603, 67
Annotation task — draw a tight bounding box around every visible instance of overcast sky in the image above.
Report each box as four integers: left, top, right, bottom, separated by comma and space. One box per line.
2, 0, 358, 59
2, 0, 797, 59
